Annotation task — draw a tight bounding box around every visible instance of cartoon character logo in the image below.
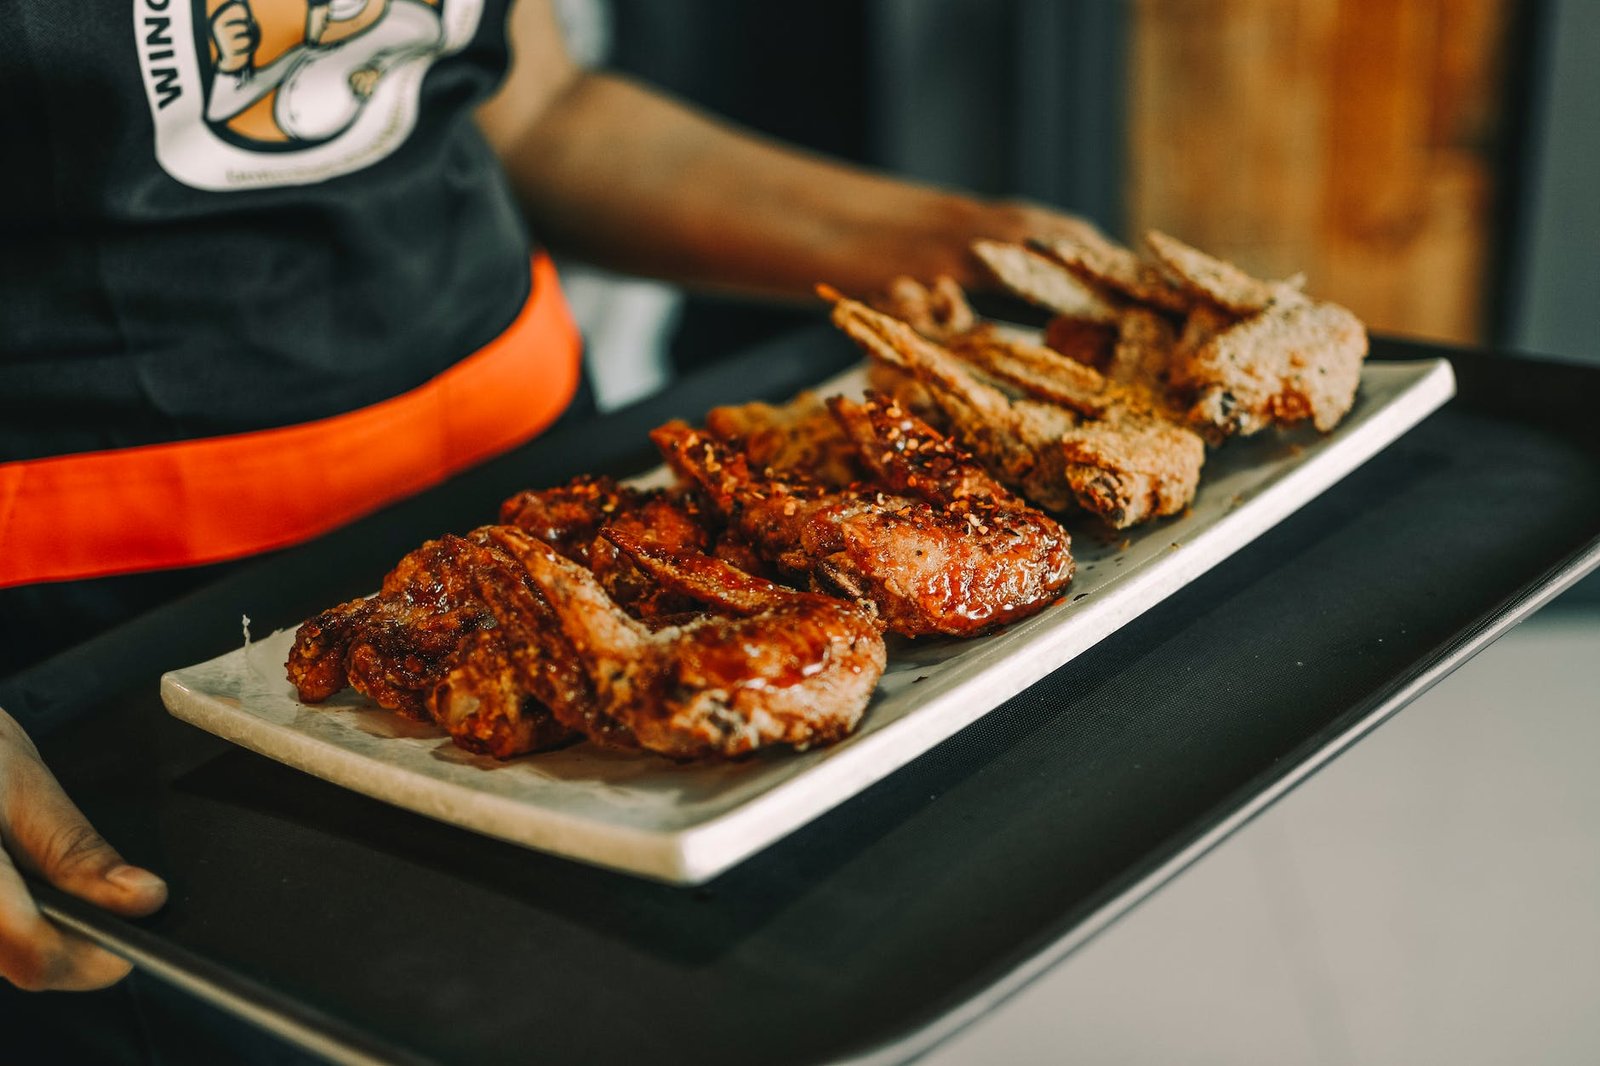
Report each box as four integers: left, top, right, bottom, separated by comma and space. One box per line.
134, 0, 484, 190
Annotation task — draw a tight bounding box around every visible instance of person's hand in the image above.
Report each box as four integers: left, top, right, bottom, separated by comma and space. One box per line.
0, 710, 167, 991
211, 1, 260, 76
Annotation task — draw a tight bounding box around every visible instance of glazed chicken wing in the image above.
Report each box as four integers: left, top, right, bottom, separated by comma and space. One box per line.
653, 398, 1074, 638
510, 525, 887, 759
286, 529, 583, 757
291, 534, 497, 721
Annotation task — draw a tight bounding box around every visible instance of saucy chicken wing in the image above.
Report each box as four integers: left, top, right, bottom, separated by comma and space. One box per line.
512, 525, 886, 759
653, 397, 1074, 638
286, 529, 583, 757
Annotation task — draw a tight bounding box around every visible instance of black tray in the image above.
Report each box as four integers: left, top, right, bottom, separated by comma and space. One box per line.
10, 331, 1600, 1065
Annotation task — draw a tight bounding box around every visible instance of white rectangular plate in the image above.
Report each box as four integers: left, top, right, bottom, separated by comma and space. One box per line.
162, 358, 1455, 884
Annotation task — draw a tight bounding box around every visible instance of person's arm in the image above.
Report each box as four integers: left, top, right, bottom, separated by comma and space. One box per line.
0, 709, 167, 990
477, 0, 1097, 302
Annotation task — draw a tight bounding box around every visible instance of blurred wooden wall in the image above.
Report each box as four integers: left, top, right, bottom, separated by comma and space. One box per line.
1128, 0, 1513, 344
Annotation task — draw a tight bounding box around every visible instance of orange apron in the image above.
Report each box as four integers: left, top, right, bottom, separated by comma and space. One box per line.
0, 254, 580, 589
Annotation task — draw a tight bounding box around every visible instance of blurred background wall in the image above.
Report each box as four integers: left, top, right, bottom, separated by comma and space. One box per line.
560, 0, 1597, 404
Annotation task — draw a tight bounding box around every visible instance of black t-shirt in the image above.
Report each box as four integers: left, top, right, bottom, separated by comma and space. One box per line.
0, 0, 530, 462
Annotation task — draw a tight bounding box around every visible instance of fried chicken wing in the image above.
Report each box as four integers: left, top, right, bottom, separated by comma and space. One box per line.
827, 392, 1013, 508
1171, 299, 1369, 436
285, 596, 376, 703
341, 534, 500, 720
498, 474, 639, 567
286, 529, 584, 757
1029, 232, 1194, 314
829, 293, 1204, 529
510, 525, 886, 759
1132, 231, 1364, 437
1143, 230, 1306, 316
426, 530, 601, 755
652, 411, 1073, 638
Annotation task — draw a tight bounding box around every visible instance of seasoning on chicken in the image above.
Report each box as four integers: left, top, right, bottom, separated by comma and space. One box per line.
427, 529, 607, 755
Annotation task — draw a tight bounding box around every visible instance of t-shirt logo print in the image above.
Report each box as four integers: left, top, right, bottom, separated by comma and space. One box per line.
135, 0, 484, 190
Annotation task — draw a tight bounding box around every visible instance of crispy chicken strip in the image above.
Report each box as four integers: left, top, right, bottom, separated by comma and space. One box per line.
951, 327, 1127, 419
514, 525, 886, 759
1029, 232, 1193, 314
1107, 306, 1179, 392
829, 293, 1204, 528
952, 327, 1204, 511
971, 240, 1120, 321
1143, 230, 1306, 315
653, 415, 1073, 638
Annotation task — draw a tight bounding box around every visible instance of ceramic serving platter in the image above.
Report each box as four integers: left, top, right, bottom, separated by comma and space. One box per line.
162, 357, 1455, 884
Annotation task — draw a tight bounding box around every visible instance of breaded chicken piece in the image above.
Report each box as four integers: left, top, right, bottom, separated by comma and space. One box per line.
653, 408, 1074, 638
829, 293, 1204, 529
1029, 231, 1193, 314
1143, 230, 1306, 315
1171, 300, 1369, 436
971, 240, 1120, 321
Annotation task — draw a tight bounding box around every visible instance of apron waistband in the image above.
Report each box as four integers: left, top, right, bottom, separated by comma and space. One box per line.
0, 254, 580, 589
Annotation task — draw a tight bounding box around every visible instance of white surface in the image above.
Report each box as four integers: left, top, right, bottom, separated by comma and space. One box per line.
559, 261, 681, 412
161, 359, 1455, 884
920, 607, 1600, 1066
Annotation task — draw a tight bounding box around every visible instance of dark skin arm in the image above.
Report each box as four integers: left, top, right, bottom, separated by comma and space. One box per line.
477, 0, 1098, 302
